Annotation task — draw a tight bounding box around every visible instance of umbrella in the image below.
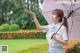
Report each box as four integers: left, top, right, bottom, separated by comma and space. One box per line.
42, 0, 80, 40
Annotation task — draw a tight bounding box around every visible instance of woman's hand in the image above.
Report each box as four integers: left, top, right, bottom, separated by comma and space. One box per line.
52, 34, 62, 40
25, 9, 41, 29
52, 34, 68, 45
25, 9, 49, 31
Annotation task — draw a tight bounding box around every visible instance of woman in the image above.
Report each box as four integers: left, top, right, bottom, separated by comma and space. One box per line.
28, 9, 68, 53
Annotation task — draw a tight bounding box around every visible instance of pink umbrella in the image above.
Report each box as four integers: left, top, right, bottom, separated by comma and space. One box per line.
42, 0, 80, 40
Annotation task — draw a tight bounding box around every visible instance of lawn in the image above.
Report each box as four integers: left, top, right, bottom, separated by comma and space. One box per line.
0, 39, 47, 53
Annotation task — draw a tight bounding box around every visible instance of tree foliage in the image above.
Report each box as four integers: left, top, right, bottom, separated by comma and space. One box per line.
0, 0, 47, 30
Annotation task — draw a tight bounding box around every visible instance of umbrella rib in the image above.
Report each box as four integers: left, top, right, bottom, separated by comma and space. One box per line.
62, 3, 71, 16
73, 13, 80, 16
62, 3, 70, 10
69, 15, 74, 33
75, 7, 80, 11
70, 0, 73, 10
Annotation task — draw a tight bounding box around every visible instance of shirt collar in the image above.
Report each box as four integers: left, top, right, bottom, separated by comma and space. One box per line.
51, 22, 62, 26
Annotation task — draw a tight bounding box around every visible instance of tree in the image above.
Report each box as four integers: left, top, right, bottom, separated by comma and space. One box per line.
0, 0, 47, 29
0, 0, 24, 24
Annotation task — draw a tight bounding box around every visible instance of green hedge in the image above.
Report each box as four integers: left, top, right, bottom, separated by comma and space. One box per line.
0, 23, 20, 31
0, 31, 46, 39
0, 23, 9, 31
9, 24, 20, 31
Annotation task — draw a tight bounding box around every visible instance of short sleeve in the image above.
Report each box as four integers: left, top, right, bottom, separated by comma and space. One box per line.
62, 26, 68, 40
40, 25, 49, 32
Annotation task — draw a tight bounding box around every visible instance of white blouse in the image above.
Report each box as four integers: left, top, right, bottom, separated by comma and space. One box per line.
42, 22, 68, 47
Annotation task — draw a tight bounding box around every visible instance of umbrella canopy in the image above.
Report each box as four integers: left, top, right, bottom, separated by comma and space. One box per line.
42, 0, 80, 40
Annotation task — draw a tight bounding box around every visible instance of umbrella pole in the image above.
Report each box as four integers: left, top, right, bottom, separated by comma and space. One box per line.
51, 10, 74, 39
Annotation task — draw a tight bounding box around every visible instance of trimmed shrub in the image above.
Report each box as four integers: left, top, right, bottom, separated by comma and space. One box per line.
9, 24, 20, 31
12, 32, 46, 39
0, 23, 9, 31
0, 30, 46, 39
66, 43, 80, 53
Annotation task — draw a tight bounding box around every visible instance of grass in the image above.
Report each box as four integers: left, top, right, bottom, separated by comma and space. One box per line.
19, 44, 48, 53
0, 39, 47, 53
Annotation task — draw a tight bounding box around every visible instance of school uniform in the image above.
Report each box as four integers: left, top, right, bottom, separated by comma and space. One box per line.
42, 22, 68, 53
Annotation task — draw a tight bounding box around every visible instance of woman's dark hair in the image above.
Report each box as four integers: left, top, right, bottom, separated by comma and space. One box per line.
52, 9, 64, 22
52, 9, 68, 32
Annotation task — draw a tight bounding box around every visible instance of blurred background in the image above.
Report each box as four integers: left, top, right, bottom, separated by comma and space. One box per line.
0, 0, 47, 31
0, 0, 80, 53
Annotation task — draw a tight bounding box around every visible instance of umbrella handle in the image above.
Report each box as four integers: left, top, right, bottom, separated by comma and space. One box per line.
51, 33, 56, 39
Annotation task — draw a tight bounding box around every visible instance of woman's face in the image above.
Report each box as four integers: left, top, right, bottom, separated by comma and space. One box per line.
52, 14, 60, 23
